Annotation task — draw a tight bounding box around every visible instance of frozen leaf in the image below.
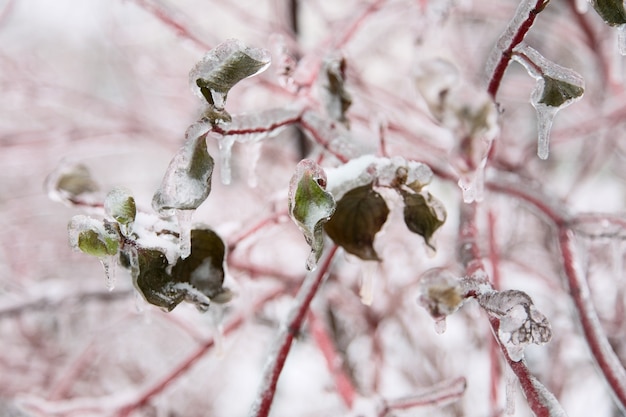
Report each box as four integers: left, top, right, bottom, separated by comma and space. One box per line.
152, 124, 214, 214
190, 39, 271, 109
480, 290, 552, 361
324, 183, 389, 261
68, 215, 119, 258
538, 76, 585, 108
591, 0, 626, 26
171, 228, 231, 303
401, 191, 446, 250
104, 186, 136, 227
134, 248, 185, 312
288, 160, 336, 270
46, 161, 99, 204
321, 56, 352, 125
513, 44, 585, 159
417, 268, 464, 320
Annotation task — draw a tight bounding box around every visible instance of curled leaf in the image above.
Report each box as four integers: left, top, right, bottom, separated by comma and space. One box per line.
104, 186, 136, 226
322, 56, 352, 125
152, 125, 214, 215
171, 228, 231, 303
591, 0, 626, 26
68, 215, 119, 258
288, 160, 336, 270
190, 39, 271, 109
324, 183, 389, 261
402, 191, 446, 250
46, 161, 99, 204
134, 248, 185, 312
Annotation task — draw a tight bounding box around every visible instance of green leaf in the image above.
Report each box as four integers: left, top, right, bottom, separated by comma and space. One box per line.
152, 129, 214, 215
134, 248, 185, 312
538, 75, 585, 107
288, 160, 336, 270
190, 39, 271, 106
401, 191, 446, 251
323, 57, 352, 125
68, 215, 119, 258
171, 228, 231, 303
592, 0, 626, 26
324, 183, 389, 261
55, 163, 99, 197
104, 187, 136, 226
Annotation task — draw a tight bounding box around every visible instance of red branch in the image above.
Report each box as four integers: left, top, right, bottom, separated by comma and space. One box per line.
487, 0, 548, 99
249, 245, 339, 417
115, 289, 283, 417
488, 176, 626, 412
379, 377, 467, 417
307, 310, 356, 408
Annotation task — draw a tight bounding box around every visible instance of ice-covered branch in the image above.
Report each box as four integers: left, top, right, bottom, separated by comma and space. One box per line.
486, 0, 550, 98
248, 245, 339, 417
378, 377, 467, 416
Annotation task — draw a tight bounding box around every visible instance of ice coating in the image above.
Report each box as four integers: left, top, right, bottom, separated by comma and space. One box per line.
479, 289, 552, 362
325, 155, 433, 200
513, 43, 585, 160
417, 268, 464, 322
176, 209, 194, 259
152, 123, 214, 214
359, 261, 377, 306
189, 39, 271, 106
619, 24, 626, 55
100, 255, 117, 291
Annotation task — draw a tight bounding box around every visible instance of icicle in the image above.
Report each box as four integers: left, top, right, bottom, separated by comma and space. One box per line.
359, 261, 377, 306
134, 291, 145, 313
246, 141, 263, 188
434, 317, 447, 334
305, 252, 319, 272
176, 209, 194, 259
618, 25, 626, 56
611, 239, 624, 282
100, 255, 117, 291
504, 365, 516, 415
209, 306, 226, 358
458, 163, 486, 203
218, 136, 236, 185
535, 104, 558, 160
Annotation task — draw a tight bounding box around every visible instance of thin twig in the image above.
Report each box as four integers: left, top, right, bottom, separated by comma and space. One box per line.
248, 245, 339, 417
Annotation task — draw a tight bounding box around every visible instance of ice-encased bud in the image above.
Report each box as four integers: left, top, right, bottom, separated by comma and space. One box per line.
68, 215, 119, 258
417, 268, 464, 320
479, 289, 552, 361
104, 186, 136, 227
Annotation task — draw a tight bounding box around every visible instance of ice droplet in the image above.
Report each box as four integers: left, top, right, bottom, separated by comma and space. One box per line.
100, 255, 117, 291
176, 209, 194, 259
218, 136, 235, 185
535, 104, 558, 160
434, 317, 447, 334
359, 261, 377, 306
618, 25, 626, 56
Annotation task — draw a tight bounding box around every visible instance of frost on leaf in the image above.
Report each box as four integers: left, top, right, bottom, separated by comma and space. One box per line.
479, 290, 552, 361
401, 190, 447, 251
591, 0, 626, 26
68, 215, 119, 258
171, 228, 232, 305
152, 123, 214, 215
288, 159, 336, 270
324, 183, 389, 261
513, 44, 584, 159
190, 39, 270, 123
104, 186, 136, 230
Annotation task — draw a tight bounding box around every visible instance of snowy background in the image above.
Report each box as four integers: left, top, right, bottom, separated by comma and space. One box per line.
1, 0, 625, 416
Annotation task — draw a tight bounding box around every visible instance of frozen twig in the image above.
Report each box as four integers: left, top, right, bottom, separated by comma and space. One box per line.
488, 176, 626, 412
379, 377, 467, 416
115, 288, 284, 417
458, 202, 567, 417
248, 245, 339, 417
486, 0, 550, 98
